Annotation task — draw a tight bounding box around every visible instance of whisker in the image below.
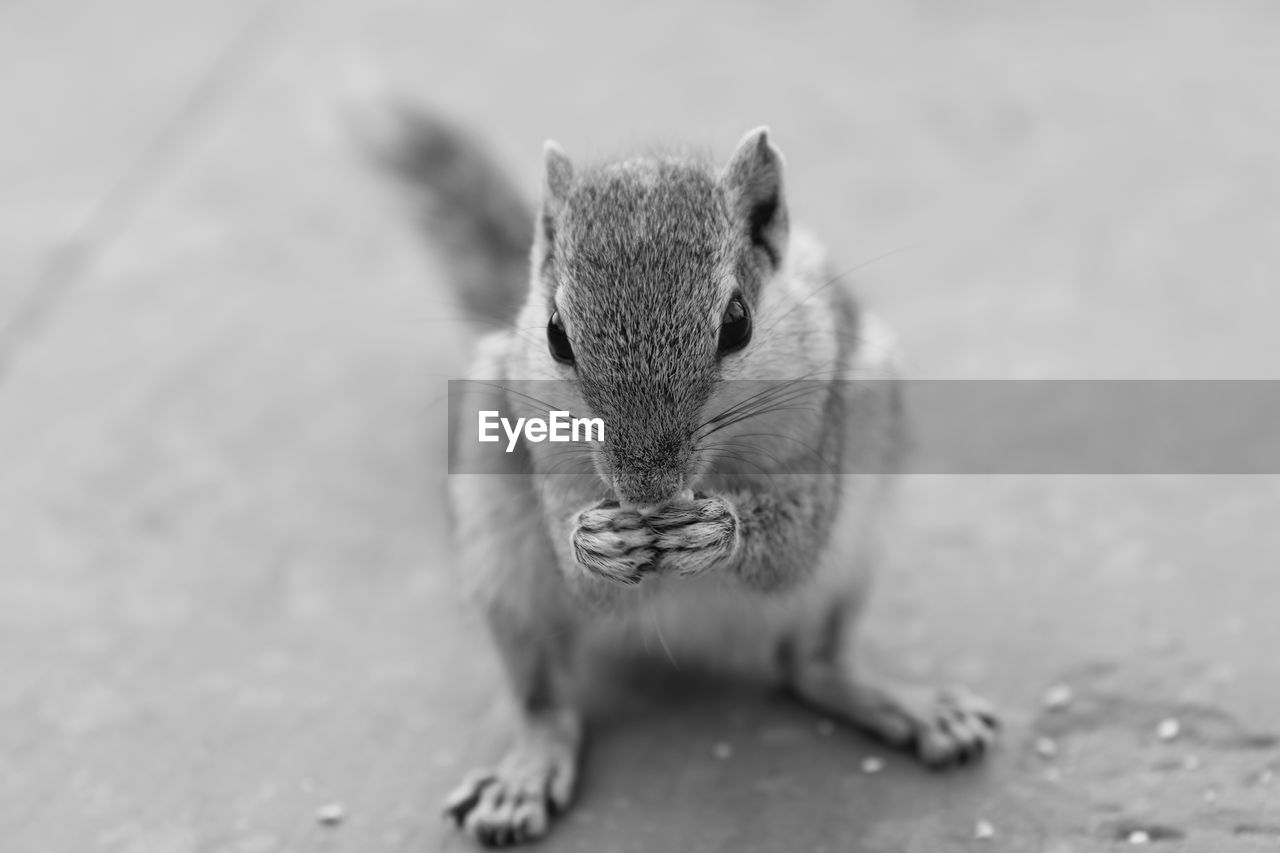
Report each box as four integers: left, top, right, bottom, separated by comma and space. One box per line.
721, 430, 839, 475
700, 384, 833, 438
698, 363, 854, 431
455, 380, 581, 421
757, 246, 915, 339
700, 376, 827, 430
699, 441, 786, 477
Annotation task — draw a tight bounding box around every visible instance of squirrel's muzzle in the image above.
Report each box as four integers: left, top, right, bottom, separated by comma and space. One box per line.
599, 430, 693, 506
610, 465, 688, 507
581, 375, 711, 506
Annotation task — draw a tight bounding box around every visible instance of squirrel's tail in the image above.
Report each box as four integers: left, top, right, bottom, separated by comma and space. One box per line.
351, 95, 532, 326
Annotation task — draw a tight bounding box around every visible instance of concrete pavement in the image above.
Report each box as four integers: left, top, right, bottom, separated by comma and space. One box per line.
2, 1, 1278, 850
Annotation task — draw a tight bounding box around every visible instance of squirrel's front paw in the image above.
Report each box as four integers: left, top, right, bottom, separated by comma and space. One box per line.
644, 494, 739, 577
571, 502, 655, 585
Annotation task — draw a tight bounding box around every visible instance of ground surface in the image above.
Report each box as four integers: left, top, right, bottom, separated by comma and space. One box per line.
2, 1, 1279, 851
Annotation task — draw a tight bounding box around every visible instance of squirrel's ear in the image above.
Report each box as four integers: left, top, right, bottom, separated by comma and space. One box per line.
540, 140, 574, 249
543, 140, 574, 210
721, 127, 788, 270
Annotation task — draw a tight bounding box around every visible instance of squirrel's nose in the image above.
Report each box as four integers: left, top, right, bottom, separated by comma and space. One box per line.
601, 426, 695, 506
612, 468, 685, 507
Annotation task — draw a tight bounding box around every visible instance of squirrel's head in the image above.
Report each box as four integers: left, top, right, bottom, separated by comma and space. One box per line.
526, 129, 792, 505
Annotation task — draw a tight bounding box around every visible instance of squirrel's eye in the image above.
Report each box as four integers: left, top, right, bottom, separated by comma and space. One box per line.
718, 294, 752, 355
547, 310, 575, 365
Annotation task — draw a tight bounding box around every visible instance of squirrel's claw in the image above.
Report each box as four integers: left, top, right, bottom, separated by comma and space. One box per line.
571, 503, 654, 584
443, 729, 578, 847
646, 494, 739, 577
570, 496, 739, 582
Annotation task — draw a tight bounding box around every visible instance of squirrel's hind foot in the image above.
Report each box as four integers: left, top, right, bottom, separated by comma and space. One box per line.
877, 683, 1000, 768
443, 713, 581, 847
788, 662, 1000, 769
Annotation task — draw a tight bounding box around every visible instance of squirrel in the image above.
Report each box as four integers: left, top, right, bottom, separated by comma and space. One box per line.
358, 104, 1000, 847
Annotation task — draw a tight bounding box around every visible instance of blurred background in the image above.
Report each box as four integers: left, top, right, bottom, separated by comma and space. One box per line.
2, 1, 1278, 850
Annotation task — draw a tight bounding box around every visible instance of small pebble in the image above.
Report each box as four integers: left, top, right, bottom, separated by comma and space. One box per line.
316, 802, 345, 826
816, 719, 835, 737
1043, 766, 1063, 782
712, 742, 733, 760
1156, 718, 1180, 741
1035, 736, 1058, 758
1127, 830, 1151, 845
1202, 788, 1218, 803
860, 756, 885, 774
1043, 684, 1073, 711
974, 819, 995, 840
1182, 754, 1201, 770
